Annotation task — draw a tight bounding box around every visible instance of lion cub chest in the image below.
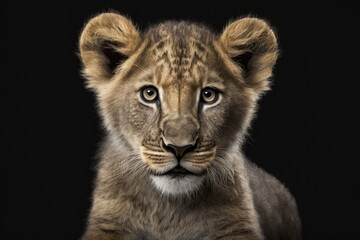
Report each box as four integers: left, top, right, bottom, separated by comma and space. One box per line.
125, 200, 212, 240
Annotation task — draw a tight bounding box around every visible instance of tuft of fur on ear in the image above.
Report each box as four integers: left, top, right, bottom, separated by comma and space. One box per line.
79, 12, 140, 88
217, 17, 278, 95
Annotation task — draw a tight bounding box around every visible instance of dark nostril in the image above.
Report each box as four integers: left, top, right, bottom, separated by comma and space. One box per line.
162, 143, 196, 161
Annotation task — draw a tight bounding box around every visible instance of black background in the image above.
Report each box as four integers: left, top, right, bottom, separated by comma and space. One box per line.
1, 1, 359, 239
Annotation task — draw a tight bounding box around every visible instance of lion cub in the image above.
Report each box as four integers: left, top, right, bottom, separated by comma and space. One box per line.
79, 12, 301, 240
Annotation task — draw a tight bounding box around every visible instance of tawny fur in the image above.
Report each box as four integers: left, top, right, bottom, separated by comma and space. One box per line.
79, 12, 301, 240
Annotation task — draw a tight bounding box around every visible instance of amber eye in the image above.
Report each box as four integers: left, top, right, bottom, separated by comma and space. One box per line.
141, 86, 158, 102
201, 87, 218, 104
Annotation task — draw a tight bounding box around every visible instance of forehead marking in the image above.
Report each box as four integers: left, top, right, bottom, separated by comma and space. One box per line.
151, 34, 211, 87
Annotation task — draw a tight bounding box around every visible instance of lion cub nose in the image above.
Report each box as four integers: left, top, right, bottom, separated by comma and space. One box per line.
161, 117, 199, 160
163, 143, 196, 160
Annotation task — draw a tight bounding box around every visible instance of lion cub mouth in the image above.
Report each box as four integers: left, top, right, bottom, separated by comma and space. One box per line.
164, 165, 192, 178
154, 165, 193, 178
150, 165, 206, 195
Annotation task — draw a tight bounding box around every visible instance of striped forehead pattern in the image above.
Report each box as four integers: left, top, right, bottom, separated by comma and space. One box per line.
146, 21, 216, 86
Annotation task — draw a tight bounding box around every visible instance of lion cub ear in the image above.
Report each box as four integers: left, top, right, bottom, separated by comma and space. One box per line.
79, 12, 140, 87
218, 17, 278, 94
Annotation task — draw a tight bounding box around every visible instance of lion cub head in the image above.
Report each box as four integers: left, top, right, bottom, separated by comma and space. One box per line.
79, 12, 277, 195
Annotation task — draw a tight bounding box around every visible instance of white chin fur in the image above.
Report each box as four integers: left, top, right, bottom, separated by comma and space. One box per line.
150, 175, 205, 195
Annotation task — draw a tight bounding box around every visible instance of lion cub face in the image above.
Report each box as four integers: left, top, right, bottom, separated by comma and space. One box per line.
79, 13, 277, 195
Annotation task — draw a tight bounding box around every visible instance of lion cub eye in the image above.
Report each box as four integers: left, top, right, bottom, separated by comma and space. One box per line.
140, 86, 159, 103
201, 87, 219, 104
